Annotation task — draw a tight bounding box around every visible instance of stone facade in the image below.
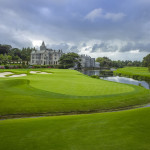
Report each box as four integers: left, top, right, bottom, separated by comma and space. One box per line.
30, 42, 99, 68
30, 42, 63, 65
80, 54, 96, 68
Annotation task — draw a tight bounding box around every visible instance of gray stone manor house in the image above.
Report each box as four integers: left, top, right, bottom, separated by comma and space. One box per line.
30, 42, 100, 68
30, 41, 63, 65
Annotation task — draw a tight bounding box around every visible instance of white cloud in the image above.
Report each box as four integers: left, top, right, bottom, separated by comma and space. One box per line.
85, 8, 103, 21
129, 50, 140, 53
32, 40, 43, 47
104, 13, 125, 21
85, 8, 125, 21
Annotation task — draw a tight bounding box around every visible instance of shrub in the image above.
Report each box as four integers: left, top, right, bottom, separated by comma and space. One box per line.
4, 65, 9, 69
0, 66, 4, 69
58, 64, 64, 69
90, 75, 99, 79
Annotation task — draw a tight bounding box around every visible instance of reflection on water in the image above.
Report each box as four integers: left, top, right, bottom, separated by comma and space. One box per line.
82, 70, 100, 76
81, 70, 150, 89
101, 76, 150, 89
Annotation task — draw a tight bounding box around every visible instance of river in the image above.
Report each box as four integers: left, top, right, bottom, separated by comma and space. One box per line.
81, 70, 150, 89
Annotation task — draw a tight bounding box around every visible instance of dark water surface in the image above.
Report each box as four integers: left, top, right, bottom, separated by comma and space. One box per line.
81, 70, 150, 89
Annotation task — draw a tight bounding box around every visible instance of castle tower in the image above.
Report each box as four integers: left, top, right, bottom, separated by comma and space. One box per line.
40, 41, 47, 50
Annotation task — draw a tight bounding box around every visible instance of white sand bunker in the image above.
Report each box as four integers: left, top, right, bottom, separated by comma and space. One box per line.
30, 71, 52, 74
9, 74, 27, 77
0, 72, 13, 77
0, 72, 27, 78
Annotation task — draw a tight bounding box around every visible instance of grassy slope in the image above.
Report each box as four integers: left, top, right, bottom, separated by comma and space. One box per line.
0, 69, 150, 116
114, 67, 150, 80
0, 107, 150, 150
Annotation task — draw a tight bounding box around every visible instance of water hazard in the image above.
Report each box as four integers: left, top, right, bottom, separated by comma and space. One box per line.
101, 76, 150, 89
81, 70, 150, 89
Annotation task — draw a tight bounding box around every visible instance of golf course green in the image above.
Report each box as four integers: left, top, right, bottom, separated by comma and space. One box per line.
0, 68, 150, 150
0, 69, 150, 116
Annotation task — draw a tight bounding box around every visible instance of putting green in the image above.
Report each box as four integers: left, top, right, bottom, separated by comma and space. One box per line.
0, 69, 150, 116
29, 69, 134, 96
0, 107, 150, 150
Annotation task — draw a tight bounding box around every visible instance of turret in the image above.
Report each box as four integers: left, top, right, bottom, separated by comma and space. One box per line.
40, 41, 47, 50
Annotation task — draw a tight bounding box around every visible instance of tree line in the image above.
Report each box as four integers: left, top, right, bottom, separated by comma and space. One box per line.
0, 44, 35, 65
0, 43, 150, 71
96, 54, 150, 69
143, 54, 150, 72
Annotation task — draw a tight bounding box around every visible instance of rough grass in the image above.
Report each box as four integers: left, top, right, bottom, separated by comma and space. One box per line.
114, 67, 150, 81
0, 107, 150, 150
0, 69, 150, 116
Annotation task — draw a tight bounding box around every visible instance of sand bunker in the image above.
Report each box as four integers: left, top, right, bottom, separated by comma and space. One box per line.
30, 71, 52, 74
0, 72, 13, 77
0, 72, 27, 78
0, 70, 51, 78
9, 74, 27, 77
30, 71, 41, 74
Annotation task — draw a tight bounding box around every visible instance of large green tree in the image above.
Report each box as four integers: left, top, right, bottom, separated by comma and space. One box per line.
0, 44, 12, 55
0, 54, 12, 64
142, 54, 150, 67
21, 47, 33, 64
96, 57, 112, 68
59, 53, 81, 69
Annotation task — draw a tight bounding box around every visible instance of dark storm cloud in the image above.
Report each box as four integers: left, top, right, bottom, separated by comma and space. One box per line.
92, 42, 118, 53
47, 43, 79, 53
120, 42, 150, 52
0, 0, 150, 60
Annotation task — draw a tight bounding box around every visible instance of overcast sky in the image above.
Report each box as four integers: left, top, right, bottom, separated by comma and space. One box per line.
0, 0, 150, 61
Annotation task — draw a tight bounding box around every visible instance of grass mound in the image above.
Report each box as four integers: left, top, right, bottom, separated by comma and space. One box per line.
0, 107, 150, 150
0, 69, 150, 116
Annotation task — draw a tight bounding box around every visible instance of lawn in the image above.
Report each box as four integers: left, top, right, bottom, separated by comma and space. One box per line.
0, 69, 150, 116
114, 67, 150, 81
0, 107, 150, 150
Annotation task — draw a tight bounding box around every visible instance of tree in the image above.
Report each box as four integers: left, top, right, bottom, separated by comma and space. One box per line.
142, 54, 150, 67
13, 55, 21, 63
96, 57, 112, 68
59, 53, 81, 69
148, 65, 150, 72
0, 54, 4, 64
127, 62, 132, 66
0, 44, 12, 55
21, 47, 33, 64
9, 48, 22, 58
3, 54, 11, 65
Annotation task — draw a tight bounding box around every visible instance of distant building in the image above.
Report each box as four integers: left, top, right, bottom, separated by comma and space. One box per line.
30, 41, 99, 68
30, 41, 63, 65
80, 54, 96, 68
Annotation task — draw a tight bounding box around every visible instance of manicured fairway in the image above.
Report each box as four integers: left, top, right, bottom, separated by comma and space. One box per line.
0, 69, 150, 116
114, 67, 150, 80
0, 107, 150, 150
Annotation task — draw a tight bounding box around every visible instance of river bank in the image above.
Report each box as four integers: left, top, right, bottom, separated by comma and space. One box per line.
81, 68, 150, 89
114, 67, 150, 81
